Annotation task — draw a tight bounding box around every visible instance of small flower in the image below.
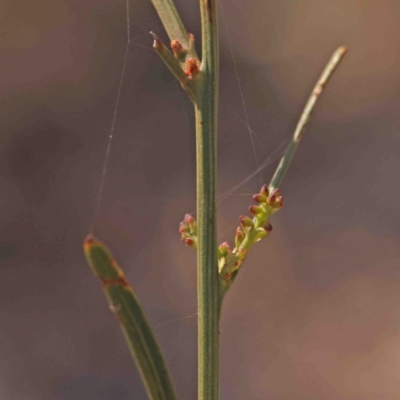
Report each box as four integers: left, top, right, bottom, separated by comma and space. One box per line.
218, 242, 231, 257
239, 215, 254, 232
170, 40, 187, 61
267, 188, 280, 205
179, 222, 189, 233
249, 205, 263, 216
263, 222, 273, 232
253, 194, 267, 204
260, 184, 270, 198
179, 215, 197, 249
184, 58, 200, 79
183, 238, 196, 248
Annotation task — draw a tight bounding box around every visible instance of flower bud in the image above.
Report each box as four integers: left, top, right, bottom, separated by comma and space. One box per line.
218, 242, 231, 257
183, 238, 195, 248
253, 194, 267, 204
275, 195, 284, 208
239, 215, 254, 231
235, 227, 245, 248
184, 214, 197, 234
179, 222, 189, 233
267, 189, 280, 206
184, 213, 195, 224
249, 205, 263, 216
184, 58, 200, 78
263, 222, 273, 232
260, 184, 270, 197
171, 40, 187, 60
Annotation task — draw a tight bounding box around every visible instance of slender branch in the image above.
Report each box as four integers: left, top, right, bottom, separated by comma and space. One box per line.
269, 46, 348, 190
149, 0, 198, 60
197, 1, 220, 399
150, 32, 198, 102
151, 32, 187, 81
84, 236, 177, 400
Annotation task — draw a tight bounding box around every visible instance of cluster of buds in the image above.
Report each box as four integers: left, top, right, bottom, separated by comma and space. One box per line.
241, 185, 283, 241
218, 240, 248, 283
251, 185, 283, 215
179, 214, 197, 249
219, 185, 284, 285
170, 34, 200, 79
178, 185, 283, 290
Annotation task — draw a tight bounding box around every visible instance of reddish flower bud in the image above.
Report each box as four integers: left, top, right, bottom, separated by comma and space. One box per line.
218, 241, 231, 257
183, 238, 195, 247
239, 215, 254, 231
260, 184, 270, 197
268, 189, 280, 205
253, 194, 267, 204
264, 222, 273, 232
275, 196, 284, 208
184, 58, 200, 78
179, 222, 189, 233
184, 214, 195, 224
171, 40, 184, 58
249, 205, 263, 216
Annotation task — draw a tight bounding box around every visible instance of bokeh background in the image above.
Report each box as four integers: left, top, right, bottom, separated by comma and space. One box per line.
1, 0, 400, 398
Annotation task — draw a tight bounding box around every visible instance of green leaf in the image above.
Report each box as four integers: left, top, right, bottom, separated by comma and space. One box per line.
83, 235, 177, 400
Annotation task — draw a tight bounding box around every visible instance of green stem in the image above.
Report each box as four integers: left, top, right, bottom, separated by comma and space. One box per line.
149, 0, 221, 397
270, 46, 348, 190
149, 0, 198, 60
196, 1, 220, 399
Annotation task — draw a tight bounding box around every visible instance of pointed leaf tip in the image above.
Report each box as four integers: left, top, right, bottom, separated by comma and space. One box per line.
83, 235, 124, 283
83, 234, 94, 250
82, 235, 177, 400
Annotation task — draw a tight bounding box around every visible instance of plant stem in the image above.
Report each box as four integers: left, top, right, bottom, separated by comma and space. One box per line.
150, 32, 198, 102
150, 0, 198, 60
150, 0, 221, 397
269, 46, 347, 190
197, 1, 220, 399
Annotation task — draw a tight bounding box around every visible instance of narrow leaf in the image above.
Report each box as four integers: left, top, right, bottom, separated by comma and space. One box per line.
150, 0, 198, 60
83, 235, 177, 400
269, 46, 348, 190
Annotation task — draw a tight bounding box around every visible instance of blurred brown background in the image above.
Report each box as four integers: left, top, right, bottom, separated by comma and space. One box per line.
1, 0, 400, 399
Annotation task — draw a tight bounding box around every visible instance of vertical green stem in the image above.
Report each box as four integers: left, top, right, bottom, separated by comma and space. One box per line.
197, 1, 220, 399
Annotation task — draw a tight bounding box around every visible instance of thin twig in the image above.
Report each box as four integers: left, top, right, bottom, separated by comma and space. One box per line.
269, 46, 348, 190
150, 32, 197, 102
